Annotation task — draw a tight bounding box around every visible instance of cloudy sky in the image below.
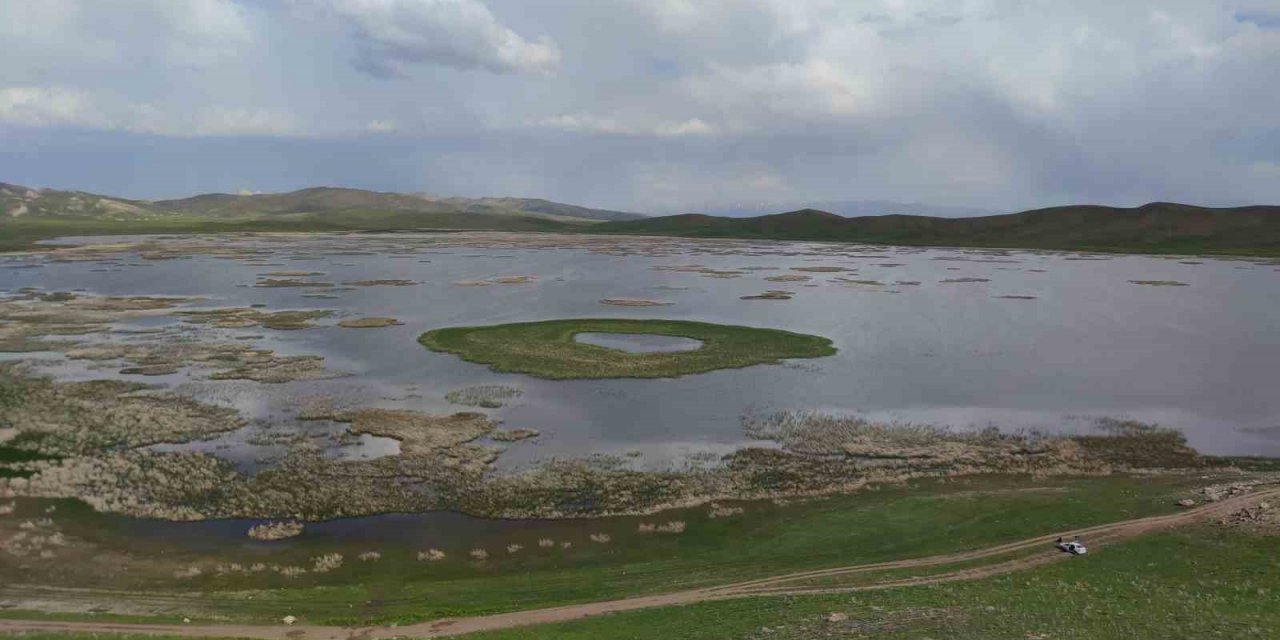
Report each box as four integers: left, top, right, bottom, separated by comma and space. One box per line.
2, 0, 1279, 213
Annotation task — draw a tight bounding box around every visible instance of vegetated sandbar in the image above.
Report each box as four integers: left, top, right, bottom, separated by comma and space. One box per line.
1129, 279, 1189, 286
599, 298, 673, 306
337, 317, 403, 328
418, 318, 836, 379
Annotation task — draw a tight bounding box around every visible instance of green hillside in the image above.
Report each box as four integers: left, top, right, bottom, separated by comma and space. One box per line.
595, 203, 1280, 255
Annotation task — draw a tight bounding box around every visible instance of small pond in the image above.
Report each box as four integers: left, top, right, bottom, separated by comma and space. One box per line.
574, 332, 705, 353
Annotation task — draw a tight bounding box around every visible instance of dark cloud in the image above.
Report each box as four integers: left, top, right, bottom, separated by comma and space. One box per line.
329, 0, 560, 76
1236, 9, 1280, 28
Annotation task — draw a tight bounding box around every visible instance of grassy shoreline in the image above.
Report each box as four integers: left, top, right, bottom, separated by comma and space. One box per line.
459, 524, 1280, 639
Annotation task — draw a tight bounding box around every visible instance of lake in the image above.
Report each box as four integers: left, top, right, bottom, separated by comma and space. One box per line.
4, 231, 1280, 469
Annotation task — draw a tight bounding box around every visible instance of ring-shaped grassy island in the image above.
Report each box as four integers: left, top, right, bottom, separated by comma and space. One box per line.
418, 318, 836, 379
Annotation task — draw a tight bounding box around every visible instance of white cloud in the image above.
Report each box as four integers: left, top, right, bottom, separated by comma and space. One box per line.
162, 0, 255, 67
0, 86, 105, 129
183, 106, 303, 137
0, 0, 252, 73
324, 0, 560, 76
0, 86, 302, 137
531, 113, 715, 137
657, 118, 714, 136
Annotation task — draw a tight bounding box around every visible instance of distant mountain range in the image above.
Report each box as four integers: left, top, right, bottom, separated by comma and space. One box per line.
595, 204, 1280, 255
4, 182, 1279, 256
0, 183, 645, 224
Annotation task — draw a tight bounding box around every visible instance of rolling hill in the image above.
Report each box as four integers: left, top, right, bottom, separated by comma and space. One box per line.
1, 182, 642, 251
594, 203, 1280, 255
4, 181, 1280, 256
425, 196, 643, 222
0, 182, 163, 220
1, 183, 645, 224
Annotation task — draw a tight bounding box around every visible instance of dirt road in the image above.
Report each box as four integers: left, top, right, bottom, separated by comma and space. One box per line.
2, 486, 1274, 640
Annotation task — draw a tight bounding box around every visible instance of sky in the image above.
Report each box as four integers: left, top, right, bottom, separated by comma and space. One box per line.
1, 0, 1279, 214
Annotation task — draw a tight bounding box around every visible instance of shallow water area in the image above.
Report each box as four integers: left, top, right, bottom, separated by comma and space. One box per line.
105, 506, 636, 552
573, 332, 705, 353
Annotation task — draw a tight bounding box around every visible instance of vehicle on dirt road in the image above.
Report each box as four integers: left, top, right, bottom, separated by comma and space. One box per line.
1055, 537, 1088, 555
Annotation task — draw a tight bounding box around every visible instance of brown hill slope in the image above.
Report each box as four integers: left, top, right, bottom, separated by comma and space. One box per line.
2, 183, 642, 223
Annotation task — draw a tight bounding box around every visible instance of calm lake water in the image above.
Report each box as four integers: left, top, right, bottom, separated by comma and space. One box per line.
4, 231, 1280, 467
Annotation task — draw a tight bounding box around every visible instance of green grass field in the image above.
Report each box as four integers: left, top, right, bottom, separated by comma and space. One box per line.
3, 525, 1275, 640
418, 319, 836, 379
462, 525, 1280, 639
0, 473, 1239, 627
